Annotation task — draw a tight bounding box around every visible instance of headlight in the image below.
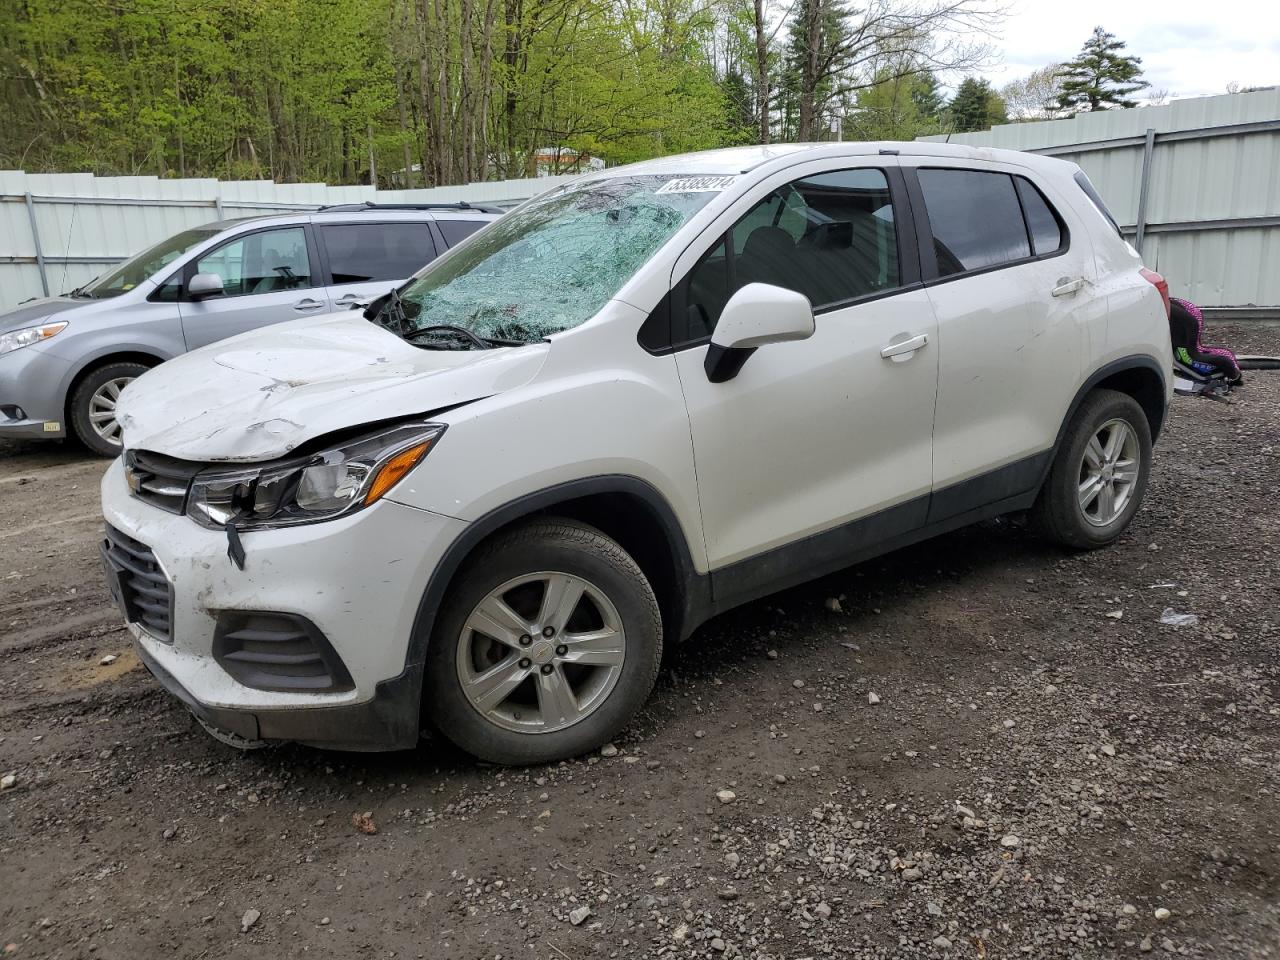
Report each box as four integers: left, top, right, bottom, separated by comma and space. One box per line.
0, 321, 68, 356
186, 421, 444, 529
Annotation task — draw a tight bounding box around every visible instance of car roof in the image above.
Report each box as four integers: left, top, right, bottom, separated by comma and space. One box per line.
203, 207, 502, 232
587, 141, 1076, 179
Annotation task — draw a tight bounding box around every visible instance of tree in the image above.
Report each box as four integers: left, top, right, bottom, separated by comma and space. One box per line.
847, 67, 946, 141
1001, 64, 1063, 120
947, 76, 1006, 132
1056, 27, 1148, 113
779, 0, 1000, 141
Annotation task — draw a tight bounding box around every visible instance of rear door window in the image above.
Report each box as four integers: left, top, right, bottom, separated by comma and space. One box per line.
917, 169, 1030, 276
318, 222, 436, 283
682, 167, 900, 340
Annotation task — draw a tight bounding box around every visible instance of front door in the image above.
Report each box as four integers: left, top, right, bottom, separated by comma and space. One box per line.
671, 161, 938, 602
178, 225, 329, 349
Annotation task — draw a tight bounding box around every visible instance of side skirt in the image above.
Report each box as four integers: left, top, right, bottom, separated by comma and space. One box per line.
705, 451, 1050, 619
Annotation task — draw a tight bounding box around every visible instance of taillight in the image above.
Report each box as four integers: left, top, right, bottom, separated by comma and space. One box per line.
1140, 267, 1170, 317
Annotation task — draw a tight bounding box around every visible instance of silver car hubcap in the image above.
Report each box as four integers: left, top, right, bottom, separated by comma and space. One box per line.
88, 376, 134, 445
456, 571, 626, 734
1078, 418, 1140, 526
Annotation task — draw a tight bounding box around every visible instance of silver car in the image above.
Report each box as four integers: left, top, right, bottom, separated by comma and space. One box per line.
0, 203, 500, 455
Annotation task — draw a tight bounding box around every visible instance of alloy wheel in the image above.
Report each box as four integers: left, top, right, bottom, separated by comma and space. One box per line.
1077, 417, 1140, 526
456, 571, 626, 734
88, 376, 134, 446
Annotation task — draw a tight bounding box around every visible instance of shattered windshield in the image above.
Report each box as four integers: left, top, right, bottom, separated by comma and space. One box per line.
395, 174, 731, 343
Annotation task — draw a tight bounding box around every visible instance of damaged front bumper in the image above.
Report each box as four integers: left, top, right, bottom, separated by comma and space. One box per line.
100, 457, 467, 751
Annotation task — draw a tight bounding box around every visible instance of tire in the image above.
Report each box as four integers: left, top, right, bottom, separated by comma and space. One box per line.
1030, 388, 1152, 549
69, 361, 150, 457
425, 519, 663, 765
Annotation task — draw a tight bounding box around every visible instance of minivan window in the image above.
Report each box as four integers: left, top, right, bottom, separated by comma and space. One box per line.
319, 223, 434, 283
395, 175, 722, 343
437, 219, 489, 247
684, 168, 899, 340
77, 226, 218, 299
194, 227, 313, 297
918, 169, 1030, 276
1015, 176, 1064, 256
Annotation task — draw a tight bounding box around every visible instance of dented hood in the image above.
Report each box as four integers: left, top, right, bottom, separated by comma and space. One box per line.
117, 313, 549, 461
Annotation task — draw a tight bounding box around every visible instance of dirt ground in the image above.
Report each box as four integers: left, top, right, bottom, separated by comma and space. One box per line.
2, 324, 1278, 960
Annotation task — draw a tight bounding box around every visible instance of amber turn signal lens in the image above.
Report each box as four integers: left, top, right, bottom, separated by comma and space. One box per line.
364, 440, 434, 505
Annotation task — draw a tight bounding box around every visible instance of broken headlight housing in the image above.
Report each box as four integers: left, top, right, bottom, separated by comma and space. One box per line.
186, 421, 445, 529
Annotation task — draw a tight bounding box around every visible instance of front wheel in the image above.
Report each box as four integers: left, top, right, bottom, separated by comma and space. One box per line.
425, 520, 663, 765
69, 361, 149, 457
1031, 388, 1153, 549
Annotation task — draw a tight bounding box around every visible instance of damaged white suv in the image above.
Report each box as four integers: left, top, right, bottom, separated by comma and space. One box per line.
101, 143, 1171, 764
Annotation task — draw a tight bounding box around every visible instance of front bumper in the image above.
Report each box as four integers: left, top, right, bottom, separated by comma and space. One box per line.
0, 342, 69, 438
100, 458, 467, 750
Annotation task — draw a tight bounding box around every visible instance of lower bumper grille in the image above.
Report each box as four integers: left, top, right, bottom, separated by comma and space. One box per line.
213, 612, 353, 692
101, 524, 174, 642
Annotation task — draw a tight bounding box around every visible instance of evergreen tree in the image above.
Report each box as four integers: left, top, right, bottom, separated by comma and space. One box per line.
910, 70, 946, 121
948, 77, 1006, 133
1056, 27, 1148, 112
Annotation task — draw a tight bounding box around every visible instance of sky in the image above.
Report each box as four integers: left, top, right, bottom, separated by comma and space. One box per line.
984, 0, 1280, 99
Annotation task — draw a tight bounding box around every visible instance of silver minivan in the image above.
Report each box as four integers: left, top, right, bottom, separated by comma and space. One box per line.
0, 203, 500, 455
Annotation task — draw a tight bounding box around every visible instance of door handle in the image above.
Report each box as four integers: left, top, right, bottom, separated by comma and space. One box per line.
293, 298, 325, 312
333, 293, 366, 305
880, 333, 928, 360
1051, 276, 1087, 297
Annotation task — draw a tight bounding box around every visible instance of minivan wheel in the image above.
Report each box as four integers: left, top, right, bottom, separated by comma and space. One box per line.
69, 361, 149, 457
425, 520, 663, 765
1031, 388, 1152, 549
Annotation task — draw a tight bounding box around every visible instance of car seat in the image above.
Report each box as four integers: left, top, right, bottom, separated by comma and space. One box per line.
1169, 297, 1241, 383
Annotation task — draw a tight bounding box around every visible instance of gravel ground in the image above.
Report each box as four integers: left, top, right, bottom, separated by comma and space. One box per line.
1, 324, 1278, 959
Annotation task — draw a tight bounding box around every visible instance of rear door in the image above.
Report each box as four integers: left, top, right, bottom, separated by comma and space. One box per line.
316, 219, 439, 310
898, 159, 1102, 520
177, 225, 328, 349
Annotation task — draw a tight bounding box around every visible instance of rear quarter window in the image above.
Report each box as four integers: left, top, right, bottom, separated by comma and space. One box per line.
1072, 171, 1122, 236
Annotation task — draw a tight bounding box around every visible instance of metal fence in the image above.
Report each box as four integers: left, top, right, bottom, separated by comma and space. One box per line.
0, 171, 574, 312
919, 87, 1280, 318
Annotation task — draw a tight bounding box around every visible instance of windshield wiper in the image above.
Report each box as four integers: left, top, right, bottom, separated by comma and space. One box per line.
404, 324, 527, 350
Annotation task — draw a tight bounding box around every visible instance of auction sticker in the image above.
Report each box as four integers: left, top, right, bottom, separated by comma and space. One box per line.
656, 176, 738, 194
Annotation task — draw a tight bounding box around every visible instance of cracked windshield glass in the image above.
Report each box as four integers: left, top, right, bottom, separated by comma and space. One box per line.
396, 175, 731, 343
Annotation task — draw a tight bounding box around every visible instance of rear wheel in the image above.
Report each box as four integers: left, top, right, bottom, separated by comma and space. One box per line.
1031, 388, 1152, 549
425, 520, 663, 765
69, 361, 149, 457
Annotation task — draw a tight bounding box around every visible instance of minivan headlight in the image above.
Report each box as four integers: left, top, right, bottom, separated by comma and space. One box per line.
186, 422, 444, 529
0, 321, 68, 356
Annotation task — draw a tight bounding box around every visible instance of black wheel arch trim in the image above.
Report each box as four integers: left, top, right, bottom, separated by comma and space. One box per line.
1048, 355, 1168, 466
404, 475, 711, 674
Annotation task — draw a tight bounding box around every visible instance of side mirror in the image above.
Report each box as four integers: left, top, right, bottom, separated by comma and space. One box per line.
188, 272, 225, 301
704, 283, 814, 382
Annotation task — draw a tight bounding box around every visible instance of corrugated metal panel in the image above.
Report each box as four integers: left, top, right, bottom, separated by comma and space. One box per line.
918, 89, 1280, 308
0, 171, 571, 311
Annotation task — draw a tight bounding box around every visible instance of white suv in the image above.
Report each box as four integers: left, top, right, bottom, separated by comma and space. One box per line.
100, 142, 1172, 764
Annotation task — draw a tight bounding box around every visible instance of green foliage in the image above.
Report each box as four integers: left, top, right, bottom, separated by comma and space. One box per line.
0, 0, 729, 184
848, 69, 946, 141
947, 76, 1006, 133
1056, 27, 1148, 113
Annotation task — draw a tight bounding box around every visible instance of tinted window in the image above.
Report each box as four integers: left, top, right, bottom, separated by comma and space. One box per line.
918, 169, 1030, 276
1073, 170, 1121, 235
437, 219, 489, 247
84, 227, 217, 300
684, 168, 899, 339
319, 223, 434, 284
1015, 177, 1064, 256
194, 227, 312, 298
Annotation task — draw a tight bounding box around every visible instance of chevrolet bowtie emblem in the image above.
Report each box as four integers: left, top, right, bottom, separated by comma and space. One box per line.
125, 466, 143, 494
